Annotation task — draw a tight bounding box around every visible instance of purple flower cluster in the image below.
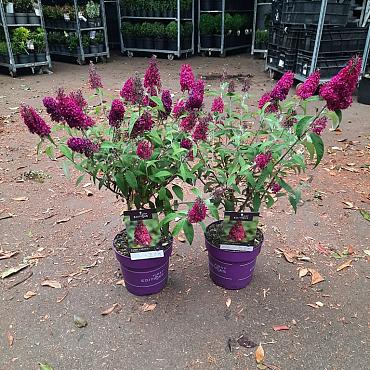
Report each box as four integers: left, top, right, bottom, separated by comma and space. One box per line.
20, 105, 51, 138
173, 99, 186, 119
136, 140, 153, 160
192, 115, 210, 142
211, 97, 224, 114
108, 99, 125, 128
258, 92, 278, 113
187, 198, 207, 224
161, 90, 172, 116
180, 113, 197, 132
120, 73, 144, 105
255, 152, 272, 170
58, 96, 95, 130
43, 96, 63, 122
88, 62, 103, 90
319, 56, 362, 111
134, 221, 152, 246
180, 138, 194, 160
296, 71, 320, 100
242, 78, 251, 93
311, 116, 327, 135
180, 64, 195, 92
67, 137, 99, 157
186, 79, 205, 110
228, 221, 246, 242
144, 57, 161, 95
271, 182, 282, 194
131, 111, 153, 137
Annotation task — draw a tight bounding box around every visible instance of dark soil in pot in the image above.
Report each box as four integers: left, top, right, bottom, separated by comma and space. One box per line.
143, 37, 153, 49
80, 20, 88, 29
125, 37, 135, 48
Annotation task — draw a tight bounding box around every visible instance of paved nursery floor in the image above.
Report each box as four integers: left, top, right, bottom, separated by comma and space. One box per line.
0, 54, 369, 370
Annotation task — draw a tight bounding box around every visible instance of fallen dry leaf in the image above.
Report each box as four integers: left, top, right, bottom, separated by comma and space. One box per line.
336, 259, 353, 272
298, 268, 308, 278
24, 290, 37, 299
116, 279, 126, 286
255, 343, 265, 364
55, 217, 71, 224
56, 292, 68, 303
101, 303, 119, 316
41, 280, 62, 289
347, 245, 354, 255
307, 303, 319, 309
1, 263, 29, 279
273, 325, 289, 331
308, 268, 325, 285
315, 301, 324, 307
142, 303, 157, 312
84, 189, 93, 197
7, 331, 14, 347
226, 298, 231, 308
0, 251, 18, 260
342, 201, 357, 210
12, 196, 28, 201
281, 249, 296, 263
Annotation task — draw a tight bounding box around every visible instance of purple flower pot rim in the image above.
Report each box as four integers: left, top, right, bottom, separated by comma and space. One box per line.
205, 220, 264, 253
113, 232, 173, 260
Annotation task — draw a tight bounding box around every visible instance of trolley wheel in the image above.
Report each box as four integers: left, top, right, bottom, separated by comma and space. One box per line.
10, 70, 16, 78
77, 58, 83, 65
167, 53, 174, 60
208, 50, 212, 56
220, 52, 226, 58
127, 51, 133, 58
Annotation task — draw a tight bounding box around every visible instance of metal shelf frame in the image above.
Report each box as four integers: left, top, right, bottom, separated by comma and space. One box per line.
0, 0, 52, 77
251, 0, 272, 55
118, 0, 195, 59
42, 0, 110, 64
266, 0, 370, 82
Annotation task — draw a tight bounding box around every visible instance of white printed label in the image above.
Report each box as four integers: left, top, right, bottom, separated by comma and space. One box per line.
64, 13, 70, 21
34, 6, 41, 16
90, 31, 96, 39
27, 40, 34, 50
278, 59, 284, 67
130, 250, 164, 260
78, 12, 87, 22
220, 244, 254, 252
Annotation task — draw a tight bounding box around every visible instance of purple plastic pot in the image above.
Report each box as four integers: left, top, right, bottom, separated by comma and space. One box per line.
205, 221, 263, 290
113, 241, 173, 296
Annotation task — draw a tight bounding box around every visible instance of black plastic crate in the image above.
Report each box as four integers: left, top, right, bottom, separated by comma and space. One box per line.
271, 0, 283, 24
267, 44, 279, 68
296, 51, 353, 79
298, 26, 369, 53
276, 47, 297, 71
281, 0, 352, 26
269, 24, 302, 49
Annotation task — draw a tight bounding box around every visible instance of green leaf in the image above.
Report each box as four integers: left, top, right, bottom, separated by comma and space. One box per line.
191, 188, 202, 198
39, 363, 54, 370
359, 209, 370, 222
44, 145, 54, 159
206, 201, 219, 220
76, 175, 85, 186
62, 161, 70, 179
1, 263, 29, 279
172, 219, 186, 236
115, 173, 127, 194
59, 144, 73, 160
172, 185, 183, 201
150, 96, 165, 112
183, 221, 194, 245
309, 132, 324, 168
303, 141, 315, 160
252, 194, 261, 212
125, 170, 138, 189
158, 187, 167, 200
265, 194, 275, 208
160, 212, 182, 227
154, 170, 172, 179
289, 189, 301, 213
334, 109, 342, 126
295, 116, 314, 138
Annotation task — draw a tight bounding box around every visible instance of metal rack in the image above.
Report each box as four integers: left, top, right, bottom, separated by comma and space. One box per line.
251, 0, 272, 55
118, 0, 195, 60
0, 0, 51, 77
267, 0, 370, 82
198, 0, 254, 56
42, 0, 110, 64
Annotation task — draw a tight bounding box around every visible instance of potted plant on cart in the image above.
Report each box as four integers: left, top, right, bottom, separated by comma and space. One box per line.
192, 58, 362, 290
153, 22, 166, 50
166, 21, 177, 51
3, 0, 16, 25
141, 22, 154, 50
89, 33, 99, 54
20, 59, 199, 296
122, 22, 135, 49
12, 26, 33, 63
86, 0, 100, 27
358, 73, 370, 105
82, 33, 90, 55
28, 1, 40, 25
67, 33, 79, 55
32, 27, 46, 62
199, 14, 215, 49
13, 0, 32, 24
95, 31, 104, 53
0, 41, 9, 63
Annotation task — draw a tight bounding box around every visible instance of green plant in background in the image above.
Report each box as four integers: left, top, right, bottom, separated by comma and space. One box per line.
232, 14, 244, 33
166, 21, 177, 40
180, 0, 192, 12
0, 41, 8, 55
67, 33, 79, 51
95, 31, 104, 44
199, 14, 215, 35
141, 22, 153, 38
13, 0, 33, 12
224, 13, 233, 34
121, 22, 134, 37
82, 33, 90, 49
214, 14, 222, 35
86, 1, 100, 19
264, 14, 271, 29
181, 22, 192, 38
153, 22, 165, 38
256, 29, 268, 45
12, 27, 30, 54
31, 27, 46, 53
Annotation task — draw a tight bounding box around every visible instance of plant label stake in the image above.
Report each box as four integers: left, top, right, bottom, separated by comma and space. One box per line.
123, 209, 165, 261
220, 212, 260, 252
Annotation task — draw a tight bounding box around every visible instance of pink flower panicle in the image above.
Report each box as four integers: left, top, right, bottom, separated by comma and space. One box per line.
270, 71, 294, 101
180, 64, 195, 92
180, 113, 197, 132
43, 96, 63, 122
136, 140, 153, 160
187, 198, 207, 224
67, 137, 99, 158
180, 138, 194, 160
173, 99, 186, 119
319, 56, 362, 111
296, 71, 320, 100
255, 152, 272, 170
20, 105, 51, 138
211, 96, 224, 114
161, 90, 172, 116
186, 79, 205, 110
108, 99, 125, 128
258, 92, 278, 113
131, 111, 153, 137
311, 116, 328, 135
58, 96, 94, 130
228, 221, 246, 242
120, 77, 135, 103
134, 221, 152, 246
271, 182, 282, 194
69, 89, 87, 109
192, 115, 210, 142
88, 62, 103, 90
144, 57, 161, 94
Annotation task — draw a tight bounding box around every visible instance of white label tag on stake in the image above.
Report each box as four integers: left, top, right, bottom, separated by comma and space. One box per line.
64, 13, 70, 21
90, 31, 96, 39
130, 250, 164, 260
278, 59, 284, 67
78, 12, 87, 22
220, 244, 254, 252
27, 40, 34, 50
